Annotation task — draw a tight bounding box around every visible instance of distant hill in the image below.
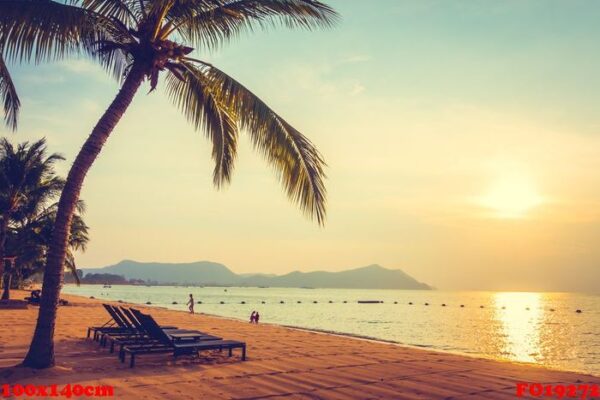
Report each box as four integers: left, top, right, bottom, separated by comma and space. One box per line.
82, 260, 238, 286
241, 264, 430, 290
82, 261, 431, 290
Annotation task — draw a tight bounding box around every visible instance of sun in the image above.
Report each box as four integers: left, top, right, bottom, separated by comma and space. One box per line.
479, 175, 543, 218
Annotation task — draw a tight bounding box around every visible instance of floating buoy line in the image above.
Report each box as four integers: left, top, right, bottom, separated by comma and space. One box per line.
129, 299, 583, 313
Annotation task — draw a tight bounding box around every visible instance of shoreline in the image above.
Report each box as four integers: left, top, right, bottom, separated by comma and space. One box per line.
2, 290, 599, 399
64, 289, 598, 378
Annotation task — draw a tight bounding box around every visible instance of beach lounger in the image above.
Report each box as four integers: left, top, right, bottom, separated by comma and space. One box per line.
104, 308, 221, 354
94, 304, 183, 344
121, 312, 246, 367
87, 304, 134, 340
98, 306, 189, 345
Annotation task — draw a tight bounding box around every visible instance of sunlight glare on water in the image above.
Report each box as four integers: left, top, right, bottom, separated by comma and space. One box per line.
494, 292, 542, 364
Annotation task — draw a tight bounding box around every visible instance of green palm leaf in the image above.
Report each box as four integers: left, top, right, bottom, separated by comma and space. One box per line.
64, 251, 81, 285
81, 0, 139, 27
0, 53, 19, 130
165, 66, 238, 187
169, 0, 339, 48
0, 0, 137, 121
1, 1, 105, 63
182, 61, 327, 224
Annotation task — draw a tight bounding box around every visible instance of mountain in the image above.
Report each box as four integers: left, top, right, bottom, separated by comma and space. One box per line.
82, 260, 238, 285
240, 265, 430, 290
81, 261, 431, 290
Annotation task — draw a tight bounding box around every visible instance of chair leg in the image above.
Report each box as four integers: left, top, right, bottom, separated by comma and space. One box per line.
130, 353, 135, 368
242, 345, 246, 361
228, 348, 232, 357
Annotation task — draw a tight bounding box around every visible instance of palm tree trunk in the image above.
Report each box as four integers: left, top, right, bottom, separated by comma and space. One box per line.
0, 214, 8, 299
1, 257, 14, 300
22, 64, 146, 369
1, 269, 11, 300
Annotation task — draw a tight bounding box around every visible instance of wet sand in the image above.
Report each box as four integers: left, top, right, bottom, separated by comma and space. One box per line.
1, 290, 598, 399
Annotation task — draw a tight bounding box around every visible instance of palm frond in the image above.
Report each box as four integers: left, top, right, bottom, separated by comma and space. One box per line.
68, 213, 89, 252
74, 199, 86, 214
168, 0, 338, 49
64, 251, 81, 285
143, 0, 177, 40
184, 60, 327, 224
14, 177, 64, 221
81, 0, 139, 27
0, 52, 19, 130
165, 65, 238, 187
0, 0, 131, 69
95, 39, 134, 81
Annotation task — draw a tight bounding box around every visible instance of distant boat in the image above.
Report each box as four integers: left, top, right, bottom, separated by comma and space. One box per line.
358, 300, 383, 304
301, 286, 315, 289
258, 286, 269, 288
102, 284, 112, 288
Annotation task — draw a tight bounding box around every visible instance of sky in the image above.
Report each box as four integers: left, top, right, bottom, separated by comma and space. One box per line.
3, 0, 600, 292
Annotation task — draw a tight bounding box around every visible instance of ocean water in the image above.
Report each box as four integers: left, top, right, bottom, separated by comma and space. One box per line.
62, 285, 600, 376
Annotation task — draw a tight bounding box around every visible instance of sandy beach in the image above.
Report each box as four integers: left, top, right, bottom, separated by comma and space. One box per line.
1, 290, 598, 400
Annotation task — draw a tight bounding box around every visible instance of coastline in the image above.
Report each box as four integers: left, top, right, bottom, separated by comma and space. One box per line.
64, 286, 598, 378
2, 290, 599, 399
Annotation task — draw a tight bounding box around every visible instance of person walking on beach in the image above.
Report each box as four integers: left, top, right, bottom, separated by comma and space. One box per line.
255, 311, 260, 324
249, 311, 256, 323
187, 294, 195, 314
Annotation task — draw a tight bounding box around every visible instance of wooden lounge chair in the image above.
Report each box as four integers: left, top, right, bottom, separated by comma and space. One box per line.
104, 307, 221, 354
121, 312, 246, 367
87, 304, 135, 340
98, 306, 191, 345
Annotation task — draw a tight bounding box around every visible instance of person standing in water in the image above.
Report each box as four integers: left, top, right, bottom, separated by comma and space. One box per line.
187, 294, 194, 314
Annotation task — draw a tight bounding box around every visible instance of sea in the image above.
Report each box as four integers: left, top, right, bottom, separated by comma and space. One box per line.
62, 285, 600, 376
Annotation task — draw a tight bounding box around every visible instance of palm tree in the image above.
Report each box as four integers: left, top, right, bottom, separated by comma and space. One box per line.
0, 138, 64, 299
0, 1, 337, 368
4, 200, 89, 299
